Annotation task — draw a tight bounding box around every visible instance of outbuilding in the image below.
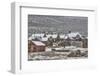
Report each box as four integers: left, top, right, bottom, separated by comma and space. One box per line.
28, 40, 46, 52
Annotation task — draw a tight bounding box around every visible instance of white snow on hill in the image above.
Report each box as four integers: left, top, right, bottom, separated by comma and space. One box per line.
28, 32, 84, 41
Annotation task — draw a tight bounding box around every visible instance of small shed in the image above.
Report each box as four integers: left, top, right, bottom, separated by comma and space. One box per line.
28, 40, 46, 52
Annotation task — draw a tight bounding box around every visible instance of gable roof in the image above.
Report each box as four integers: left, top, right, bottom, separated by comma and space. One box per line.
67, 32, 82, 38
32, 41, 45, 46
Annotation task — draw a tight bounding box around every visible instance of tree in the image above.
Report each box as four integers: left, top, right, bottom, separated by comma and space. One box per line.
48, 36, 53, 47
56, 33, 60, 42
62, 40, 66, 48
66, 37, 71, 46
68, 30, 71, 33
43, 33, 47, 37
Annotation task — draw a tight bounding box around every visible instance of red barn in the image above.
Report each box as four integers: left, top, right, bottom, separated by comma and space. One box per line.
28, 40, 46, 52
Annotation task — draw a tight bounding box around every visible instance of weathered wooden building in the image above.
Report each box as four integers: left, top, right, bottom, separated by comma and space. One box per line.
28, 40, 46, 52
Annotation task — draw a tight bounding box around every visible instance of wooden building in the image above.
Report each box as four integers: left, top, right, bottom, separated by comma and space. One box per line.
82, 39, 88, 48
28, 40, 46, 52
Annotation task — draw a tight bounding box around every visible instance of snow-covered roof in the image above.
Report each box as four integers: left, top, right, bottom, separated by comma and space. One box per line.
52, 34, 57, 38
60, 34, 68, 39
54, 46, 76, 50
29, 32, 83, 41
67, 32, 81, 38
64, 36, 68, 39
32, 41, 45, 46
41, 37, 48, 41
28, 36, 32, 40
32, 33, 44, 37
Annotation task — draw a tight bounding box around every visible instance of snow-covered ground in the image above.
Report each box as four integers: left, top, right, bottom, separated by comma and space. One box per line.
45, 47, 52, 51
28, 46, 88, 61
45, 46, 87, 52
